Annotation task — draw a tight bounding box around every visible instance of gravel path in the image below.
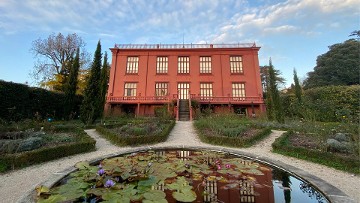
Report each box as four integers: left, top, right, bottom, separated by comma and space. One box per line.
0, 121, 359, 202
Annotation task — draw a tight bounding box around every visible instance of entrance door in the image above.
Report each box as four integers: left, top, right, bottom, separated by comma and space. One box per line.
178, 83, 190, 99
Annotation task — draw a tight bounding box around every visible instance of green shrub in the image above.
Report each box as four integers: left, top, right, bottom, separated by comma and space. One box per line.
0, 80, 83, 122
281, 85, 359, 123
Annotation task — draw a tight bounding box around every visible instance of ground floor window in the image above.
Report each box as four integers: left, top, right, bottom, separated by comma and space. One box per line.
233, 105, 247, 116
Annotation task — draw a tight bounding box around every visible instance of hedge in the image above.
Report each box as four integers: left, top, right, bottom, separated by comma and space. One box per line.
96, 120, 175, 146
0, 80, 83, 121
272, 131, 360, 174
0, 128, 95, 173
281, 85, 359, 123
196, 127, 272, 148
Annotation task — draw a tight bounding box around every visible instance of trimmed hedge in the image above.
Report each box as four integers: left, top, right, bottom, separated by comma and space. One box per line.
196, 127, 272, 148
272, 131, 360, 174
96, 119, 175, 146
0, 128, 95, 173
0, 80, 83, 121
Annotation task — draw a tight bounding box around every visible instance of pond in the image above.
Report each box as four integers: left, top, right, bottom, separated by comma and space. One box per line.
36, 149, 329, 203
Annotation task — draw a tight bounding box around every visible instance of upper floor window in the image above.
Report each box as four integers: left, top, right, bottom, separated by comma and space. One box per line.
126, 56, 139, 74
156, 56, 168, 74
232, 83, 245, 99
200, 56, 212, 74
230, 56, 243, 74
124, 83, 137, 96
155, 82, 168, 96
178, 56, 190, 74
200, 83, 213, 99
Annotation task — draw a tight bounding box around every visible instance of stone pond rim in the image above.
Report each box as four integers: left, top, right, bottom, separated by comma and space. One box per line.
17, 146, 355, 203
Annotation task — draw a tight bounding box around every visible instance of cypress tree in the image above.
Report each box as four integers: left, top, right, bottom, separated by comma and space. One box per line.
80, 41, 102, 124
293, 69, 302, 103
64, 48, 80, 120
268, 59, 284, 123
99, 51, 109, 118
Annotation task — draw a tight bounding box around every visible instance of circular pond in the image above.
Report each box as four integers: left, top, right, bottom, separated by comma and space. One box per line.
36, 148, 329, 203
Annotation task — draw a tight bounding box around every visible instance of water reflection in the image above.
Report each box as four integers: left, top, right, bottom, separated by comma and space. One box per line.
41, 149, 329, 203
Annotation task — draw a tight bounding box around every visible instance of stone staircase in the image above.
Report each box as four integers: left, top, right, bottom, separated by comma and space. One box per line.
178, 99, 190, 121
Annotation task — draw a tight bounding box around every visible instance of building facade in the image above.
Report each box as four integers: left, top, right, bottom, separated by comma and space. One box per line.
106, 43, 265, 120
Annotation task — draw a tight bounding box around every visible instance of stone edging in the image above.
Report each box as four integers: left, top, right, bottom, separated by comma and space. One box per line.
17, 146, 355, 203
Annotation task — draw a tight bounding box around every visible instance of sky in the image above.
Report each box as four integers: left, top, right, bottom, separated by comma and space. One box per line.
0, 0, 359, 88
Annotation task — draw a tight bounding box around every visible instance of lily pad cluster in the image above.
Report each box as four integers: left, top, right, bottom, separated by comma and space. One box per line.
37, 150, 269, 202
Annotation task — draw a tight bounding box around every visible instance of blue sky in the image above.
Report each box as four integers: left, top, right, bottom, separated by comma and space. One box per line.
0, 0, 359, 88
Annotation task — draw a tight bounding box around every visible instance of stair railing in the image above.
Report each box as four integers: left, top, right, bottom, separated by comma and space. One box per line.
188, 91, 192, 121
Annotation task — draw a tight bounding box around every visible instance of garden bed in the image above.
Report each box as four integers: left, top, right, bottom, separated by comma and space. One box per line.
272, 131, 360, 174
0, 126, 96, 173
194, 114, 272, 148
96, 117, 175, 146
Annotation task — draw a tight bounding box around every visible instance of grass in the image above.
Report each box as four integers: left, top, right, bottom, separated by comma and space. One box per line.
96, 117, 175, 146
194, 114, 272, 148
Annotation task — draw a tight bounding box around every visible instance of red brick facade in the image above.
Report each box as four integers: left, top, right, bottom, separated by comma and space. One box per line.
106, 43, 265, 119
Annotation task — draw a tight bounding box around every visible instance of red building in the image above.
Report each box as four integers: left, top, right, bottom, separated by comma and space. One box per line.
106, 43, 265, 120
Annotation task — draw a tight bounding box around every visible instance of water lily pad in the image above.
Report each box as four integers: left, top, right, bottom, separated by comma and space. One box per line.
143, 190, 167, 201
36, 185, 50, 196
75, 161, 90, 169
37, 195, 65, 203
172, 189, 197, 202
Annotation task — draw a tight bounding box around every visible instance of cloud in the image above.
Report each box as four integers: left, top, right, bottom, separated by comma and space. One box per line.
202, 0, 360, 43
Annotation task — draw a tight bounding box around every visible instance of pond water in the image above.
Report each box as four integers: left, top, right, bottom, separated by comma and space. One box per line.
37, 149, 329, 203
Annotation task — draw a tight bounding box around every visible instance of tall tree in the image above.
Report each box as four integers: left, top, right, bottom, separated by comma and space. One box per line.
80, 41, 102, 124
30, 33, 90, 91
64, 48, 80, 120
303, 39, 360, 89
293, 69, 302, 103
99, 51, 109, 118
260, 65, 286, 98
267, 59, 284, 123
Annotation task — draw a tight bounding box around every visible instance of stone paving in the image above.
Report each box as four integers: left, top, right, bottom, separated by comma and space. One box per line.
0, 121, 358, 203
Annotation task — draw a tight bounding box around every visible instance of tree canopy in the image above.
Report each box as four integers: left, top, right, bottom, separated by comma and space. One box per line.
30, 33, 90, 91
303, 39, 360, 89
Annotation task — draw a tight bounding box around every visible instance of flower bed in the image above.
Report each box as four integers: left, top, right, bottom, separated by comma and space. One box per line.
96, 118, 175, 146
0, 127, 95, 173
194, 114, 271, 147
272, 131, 360, 174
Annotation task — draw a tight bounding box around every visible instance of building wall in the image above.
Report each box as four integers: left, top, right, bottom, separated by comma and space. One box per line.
107, 46, 264, 116
108, 48, 262, 98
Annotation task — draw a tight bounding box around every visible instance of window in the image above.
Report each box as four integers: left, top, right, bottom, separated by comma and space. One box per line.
200, 83, 213, 99
124, 83, 137, 97
230, 56, 243, 74
178, 56, 189, 74
155, 82, 168, 96
126, 56, 139, 74
200, 56, 212, 73
156, 57, 168, 74
232, 83, 245, 98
